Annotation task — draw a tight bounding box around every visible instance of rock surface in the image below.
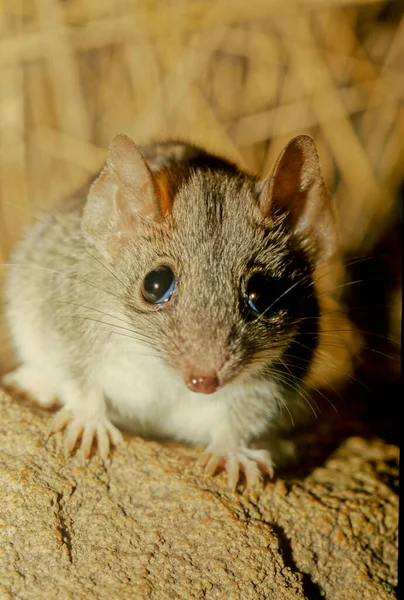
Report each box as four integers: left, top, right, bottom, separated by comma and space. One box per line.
0, 389, 398, 600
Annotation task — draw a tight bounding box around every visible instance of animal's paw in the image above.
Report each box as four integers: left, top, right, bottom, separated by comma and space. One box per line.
2, 365, 58, 408
52, 408, 124, 460
200, 444, 275, 491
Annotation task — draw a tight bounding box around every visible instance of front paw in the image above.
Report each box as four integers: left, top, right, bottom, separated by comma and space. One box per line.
52, 408, 124, 460
200, 444, 275, 491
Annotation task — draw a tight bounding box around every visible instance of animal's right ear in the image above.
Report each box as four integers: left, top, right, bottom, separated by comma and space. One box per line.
258, 135, 338, 264
82, 134, 172, 257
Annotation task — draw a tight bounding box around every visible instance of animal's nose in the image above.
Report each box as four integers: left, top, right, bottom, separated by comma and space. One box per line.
186, 372, 219, 394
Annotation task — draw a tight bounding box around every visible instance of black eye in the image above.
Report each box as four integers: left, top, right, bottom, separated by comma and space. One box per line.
246, 273, 294, 316
142, 266, 175, 304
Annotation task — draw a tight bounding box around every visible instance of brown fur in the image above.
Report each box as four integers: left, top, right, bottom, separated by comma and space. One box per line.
3, 133, 359, 482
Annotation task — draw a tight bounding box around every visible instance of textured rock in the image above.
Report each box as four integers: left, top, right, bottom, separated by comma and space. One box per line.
0, 389, 398, 600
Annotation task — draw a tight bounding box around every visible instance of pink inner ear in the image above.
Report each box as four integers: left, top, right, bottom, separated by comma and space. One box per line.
107, 135, 153, 189
260, 135, 324, 220
106, 134, 169, 221
82, 134, 172, 258
260, 135, 338, 263
273, 144, 305, 203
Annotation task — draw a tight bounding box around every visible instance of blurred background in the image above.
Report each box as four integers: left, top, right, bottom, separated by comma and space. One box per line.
0, 1, 402, 399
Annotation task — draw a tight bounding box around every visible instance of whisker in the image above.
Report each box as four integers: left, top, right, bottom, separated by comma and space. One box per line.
325, 327, 399, 347
2, 262, 122, 301
309, 255, 380, 287
0, 295, 157, 348
283, 351, 342, 374
67, 315, 158, 349
54, 301, 134, 326
280, 357, 340, 413
239, 277, 312, 336
273, 389, 295, 428
69, 320, 161, 358
288, 309, 398, 341
314, 279, 371, 297
1, 200, 130, 294
261, 367, 320, 419
92, 330, 160, 359
53, 301, 159, 345
274, 361, 298, 425
287, 315, 400, 350
258, 278, 310, 323
289, 338, 370, 391
343, 255, 378, 268
83, 247, 128, 289
252, 369, 296, 416
293, 328, 397, 360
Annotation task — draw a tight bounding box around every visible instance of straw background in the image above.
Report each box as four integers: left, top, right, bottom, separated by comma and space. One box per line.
0, 0, 402, 368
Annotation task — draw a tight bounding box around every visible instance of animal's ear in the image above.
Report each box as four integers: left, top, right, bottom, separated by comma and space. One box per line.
82, 134, 171, 257
258, 135, 338, 263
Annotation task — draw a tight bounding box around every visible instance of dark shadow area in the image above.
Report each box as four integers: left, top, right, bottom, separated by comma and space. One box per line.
280, 185, 402, 483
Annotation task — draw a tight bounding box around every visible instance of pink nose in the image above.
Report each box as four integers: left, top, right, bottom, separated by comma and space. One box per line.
186, 373, 219, 394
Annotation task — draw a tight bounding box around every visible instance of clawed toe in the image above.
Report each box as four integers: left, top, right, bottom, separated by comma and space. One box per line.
52, 409, 73, 433
202, 453, 224, 478
202, 445, 275, 491
51, 409, 123, 459
64, 418, 85, 456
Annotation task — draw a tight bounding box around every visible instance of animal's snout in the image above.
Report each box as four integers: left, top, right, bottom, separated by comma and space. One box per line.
185, 372, 219, 394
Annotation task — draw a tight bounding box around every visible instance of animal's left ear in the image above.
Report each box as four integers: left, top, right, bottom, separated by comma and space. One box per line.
258, 135, 338, 263
81, 134, 172, 259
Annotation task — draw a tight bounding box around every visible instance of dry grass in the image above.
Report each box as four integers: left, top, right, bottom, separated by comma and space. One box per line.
0, 0, 403, 365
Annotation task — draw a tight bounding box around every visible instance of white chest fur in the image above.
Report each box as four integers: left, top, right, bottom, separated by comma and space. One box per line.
98, 338, 230, 445
98, 337, 281, 446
